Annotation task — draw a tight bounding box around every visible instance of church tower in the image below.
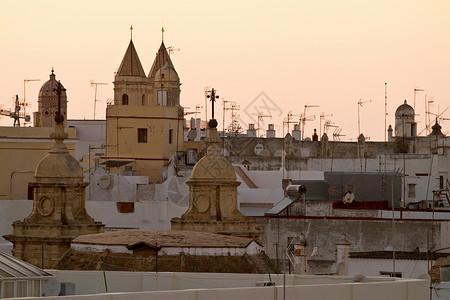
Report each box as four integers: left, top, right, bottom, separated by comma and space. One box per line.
104, 28, 184, 182
113, 27, 148, 106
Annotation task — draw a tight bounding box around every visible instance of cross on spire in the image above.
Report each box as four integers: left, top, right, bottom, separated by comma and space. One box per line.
130, 25, 133, 40
161, 25, 165, 42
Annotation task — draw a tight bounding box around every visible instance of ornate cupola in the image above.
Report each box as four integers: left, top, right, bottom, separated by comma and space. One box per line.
171, 95, 256, 237
37, 69, 67, 127
4, 111, 104, 268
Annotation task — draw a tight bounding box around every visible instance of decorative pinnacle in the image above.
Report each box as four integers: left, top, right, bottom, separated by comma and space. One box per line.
130, 25, 133, 40
161, 25, 165, 42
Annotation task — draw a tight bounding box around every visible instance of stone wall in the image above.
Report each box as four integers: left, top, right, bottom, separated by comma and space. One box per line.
255, 217, 443, 264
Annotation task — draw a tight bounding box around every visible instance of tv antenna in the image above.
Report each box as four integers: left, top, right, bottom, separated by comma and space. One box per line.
0, 95, 31, 127
257, 112, 271, 137
90, 80, 108, 120
283, 111, 301, 137
323, 119, 336, 136
23, 78, 40, 125
319, 112, 333, 138
301, 104, 319, 140
357, 98, 371, 137
333, 127, 345, 141
166, 46, 180, 56
222, 99, 237, 137
413, 88, 424, 112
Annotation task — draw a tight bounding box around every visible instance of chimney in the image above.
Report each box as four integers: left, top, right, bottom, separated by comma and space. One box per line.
266, 124, 276, 138
292, 124, 301, 141
247, 123, 256, 138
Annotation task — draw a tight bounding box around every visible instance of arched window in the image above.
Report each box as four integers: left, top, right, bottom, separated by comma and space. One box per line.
122, 94, 129, 105
142, 94, 145, 105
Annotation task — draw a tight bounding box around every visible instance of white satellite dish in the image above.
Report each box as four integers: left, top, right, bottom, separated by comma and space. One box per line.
352, 274, 368, 283
98, 175, 111, 189
254, 144, 264, 155
343, 192, 354, 204
44, 278, 61, 296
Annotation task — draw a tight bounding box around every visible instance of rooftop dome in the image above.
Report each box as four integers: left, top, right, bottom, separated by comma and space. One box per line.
190, 154, 237, 182
395, 100, 414, 117
39, 69, 67, 98
34, 119, 82, 182
155, 62, 179, 83
189, 126, 236, 182
35, 152, 83, 182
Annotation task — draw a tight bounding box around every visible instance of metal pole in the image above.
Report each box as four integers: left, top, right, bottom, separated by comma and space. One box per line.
94, 84, 98, 120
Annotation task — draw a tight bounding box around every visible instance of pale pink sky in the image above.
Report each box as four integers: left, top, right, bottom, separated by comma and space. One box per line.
1, 0, 449, 140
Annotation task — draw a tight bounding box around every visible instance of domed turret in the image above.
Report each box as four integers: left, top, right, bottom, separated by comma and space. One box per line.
37, 69, 67, 127
395, 100, 416, 137
395, 100, 414, 117
35, 116, 82, 182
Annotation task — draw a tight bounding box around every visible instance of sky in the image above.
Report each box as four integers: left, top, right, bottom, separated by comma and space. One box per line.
1, 0, 449, 140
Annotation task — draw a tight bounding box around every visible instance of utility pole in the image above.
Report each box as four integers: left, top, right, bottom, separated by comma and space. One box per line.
90, 81, 107, 120
357, 99, 371, 137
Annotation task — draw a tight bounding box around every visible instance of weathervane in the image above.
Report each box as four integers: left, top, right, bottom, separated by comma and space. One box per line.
206, 88, 219, 120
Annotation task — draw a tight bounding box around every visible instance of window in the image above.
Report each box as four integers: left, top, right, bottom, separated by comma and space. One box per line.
16, 281, 27, 298
122, 94, 129, 105
138, 128, 147, 143
142, 94, 145, 105
380, 271, 402, 278
2, 281, 14, 298
408, 184, 416, 198
169, 129, 173, 144
440, 176, 444, 190
345, 184, 355, 193
157, 90, 167, 106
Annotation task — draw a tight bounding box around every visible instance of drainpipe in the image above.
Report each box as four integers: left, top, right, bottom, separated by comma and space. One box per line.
10, 171, 34, 200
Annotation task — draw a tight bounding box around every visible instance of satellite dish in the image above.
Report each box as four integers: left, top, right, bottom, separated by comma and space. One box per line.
187, 130, 197, 141
98, 175, 111, 189
44, 278, 61, 296
352, 274, 368, 283
343, 192, 354, 204
254, 144, 264, 155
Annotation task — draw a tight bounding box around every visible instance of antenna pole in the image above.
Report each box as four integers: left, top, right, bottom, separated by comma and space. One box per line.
357, 99, 371, 137
90, 81, 108, 120
23, 79, 40, 126
384, 83, 388, 173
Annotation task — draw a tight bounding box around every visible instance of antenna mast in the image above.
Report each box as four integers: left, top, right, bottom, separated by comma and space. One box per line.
319, 112, 333, 139
357, 98, 371, 137
90, 81, 108, 120
413, 88, 424, 113
257, 112, 271, 137
301, 104, 318, 140
23, 78, 40, 126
